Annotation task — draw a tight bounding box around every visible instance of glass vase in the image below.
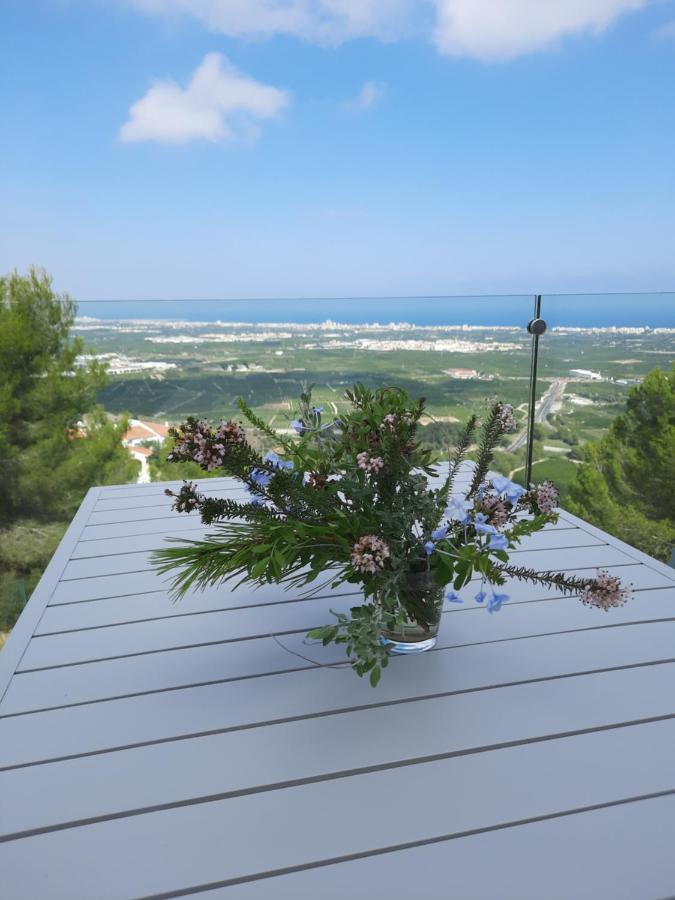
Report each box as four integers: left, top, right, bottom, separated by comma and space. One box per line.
379, 570, 445, 654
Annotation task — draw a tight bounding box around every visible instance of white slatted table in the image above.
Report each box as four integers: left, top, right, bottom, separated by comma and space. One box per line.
1, 468, 674, 899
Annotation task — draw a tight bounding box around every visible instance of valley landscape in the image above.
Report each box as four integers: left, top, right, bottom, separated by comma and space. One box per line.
75, 313, 675, 495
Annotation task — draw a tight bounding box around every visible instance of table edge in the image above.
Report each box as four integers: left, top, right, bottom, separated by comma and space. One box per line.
0, 486, 103, 706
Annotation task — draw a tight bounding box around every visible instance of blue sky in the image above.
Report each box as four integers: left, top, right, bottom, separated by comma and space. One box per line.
2, 0, 675, 300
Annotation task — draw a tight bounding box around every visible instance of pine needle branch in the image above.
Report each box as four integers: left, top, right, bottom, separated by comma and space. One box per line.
196, 496, 286, 525
237, 397, 293, 451
488, 561, 596, 596
436, 415, 477, 512
468, 403, 504, 498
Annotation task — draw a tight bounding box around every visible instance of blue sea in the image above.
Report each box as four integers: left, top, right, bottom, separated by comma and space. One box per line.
74, 293, 675, 329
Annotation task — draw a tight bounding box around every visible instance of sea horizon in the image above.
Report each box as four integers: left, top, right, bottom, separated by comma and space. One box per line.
73, 293, 675, 329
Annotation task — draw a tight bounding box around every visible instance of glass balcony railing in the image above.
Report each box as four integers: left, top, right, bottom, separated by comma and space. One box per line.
73, 294, 535, 478
1, 284, 673, 645
532, 292, 675, 566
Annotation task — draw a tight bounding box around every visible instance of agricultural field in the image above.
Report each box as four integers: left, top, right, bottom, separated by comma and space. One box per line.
75, 317, 675, 501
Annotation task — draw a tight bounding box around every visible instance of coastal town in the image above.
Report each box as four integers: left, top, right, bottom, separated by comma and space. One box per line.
69, 314, 674, 494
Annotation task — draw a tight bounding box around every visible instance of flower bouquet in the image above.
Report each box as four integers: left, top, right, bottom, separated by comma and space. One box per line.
153, 384, 630, 687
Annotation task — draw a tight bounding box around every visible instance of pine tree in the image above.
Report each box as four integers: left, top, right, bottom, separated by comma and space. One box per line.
567, 365, 675, 562
0, 268, 139, 631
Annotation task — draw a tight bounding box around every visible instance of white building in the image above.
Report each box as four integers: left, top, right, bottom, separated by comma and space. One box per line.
569, 368, 603, 381
121, 419, 170, 483
122, 419, 170, 447
128, 446, 153, 484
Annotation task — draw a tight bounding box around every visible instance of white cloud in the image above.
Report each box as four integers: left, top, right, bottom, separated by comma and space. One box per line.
432, 0, 648, 61
653, 19, 675, 39
119, 52, 289, 144
342, 80, 385, 111
129, 0, 417, 43
124, 0, 649, 61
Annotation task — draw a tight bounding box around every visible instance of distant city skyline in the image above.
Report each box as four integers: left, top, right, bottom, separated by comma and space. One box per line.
71, 293, 675, 329
2, 1, 675, 298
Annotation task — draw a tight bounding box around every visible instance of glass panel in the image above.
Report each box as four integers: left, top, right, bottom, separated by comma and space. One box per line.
73, 293, 535, 473
1, 291, 535, 641
537, 292, 675, 565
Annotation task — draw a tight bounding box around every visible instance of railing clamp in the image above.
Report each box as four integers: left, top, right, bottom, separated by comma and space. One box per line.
527, 318, 547, 335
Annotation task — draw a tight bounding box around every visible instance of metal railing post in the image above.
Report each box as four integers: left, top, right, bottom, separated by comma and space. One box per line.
525, 295, 547, 486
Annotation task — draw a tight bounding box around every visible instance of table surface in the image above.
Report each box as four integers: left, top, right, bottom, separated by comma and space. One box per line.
1, 465, 674, 899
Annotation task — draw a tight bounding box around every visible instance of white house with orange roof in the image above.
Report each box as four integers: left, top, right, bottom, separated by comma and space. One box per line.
121, 419, 170, 447
121, 419, 170, 483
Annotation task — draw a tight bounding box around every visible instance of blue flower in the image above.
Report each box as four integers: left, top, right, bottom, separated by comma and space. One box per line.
424, 541, 436, 555
311, 405, 324, 414
250, 497, 265, 508
488, 533, 508, 551
505, 483, 526, 503
263, 452, 293, 470
473, 513, 496, 535
251, 469, 272, 487
291, 419, 305, 433
445, 497, 472, 523
492, 476, 526, 503
432, 525, 449, 542
492, 475, 511, 493
487, 591, 510, 614
446, 589, 463, 604
474, 589, 487, 604
475, 522, 496, 535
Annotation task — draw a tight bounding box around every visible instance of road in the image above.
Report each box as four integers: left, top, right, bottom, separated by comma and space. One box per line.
507, 378, 567, 452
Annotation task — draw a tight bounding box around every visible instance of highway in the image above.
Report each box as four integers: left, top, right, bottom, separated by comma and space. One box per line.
507, 378, 567, 452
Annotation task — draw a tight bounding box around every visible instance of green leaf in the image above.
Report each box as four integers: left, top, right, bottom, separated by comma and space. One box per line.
250, 557, 268, 579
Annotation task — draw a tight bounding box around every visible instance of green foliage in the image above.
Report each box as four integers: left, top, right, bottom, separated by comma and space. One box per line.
0, 268, 139, 522
468, 404, 504, 496
0, 268, 139, 633
418, 420, 464, 451
513, 458, 579, 499
153, 385, 594, 684
567, 365, 675, 561
548, 416, 580, 446
308, 605, 390, 687
0, 521, 67, 631
434, 415, 477, 515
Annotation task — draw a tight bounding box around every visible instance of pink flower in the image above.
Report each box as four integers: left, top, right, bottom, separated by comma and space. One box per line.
535, 481, 558, 514
356, 452, 384, 474
350, 535, 390, 574
498, 403, 518, 434
581, 571, 631, 611
216, 421, 245, 443
168, 417, 245, 471
480, 494, 510, 528
356, 451, 370, 470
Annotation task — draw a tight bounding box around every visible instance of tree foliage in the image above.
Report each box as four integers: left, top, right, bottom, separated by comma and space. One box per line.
0, 521, 67, 632
0, 268, 139, 632
567, 365, 675, 561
